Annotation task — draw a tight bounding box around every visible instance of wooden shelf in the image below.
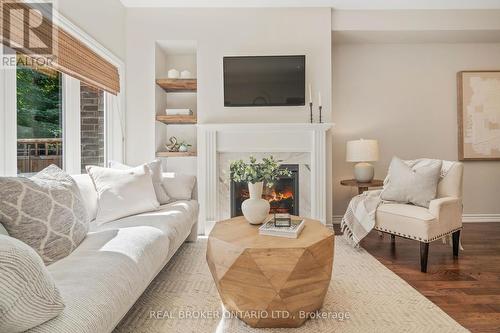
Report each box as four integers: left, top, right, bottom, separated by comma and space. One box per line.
156, 79, 197, 92
156, 151, 197, 158
156, 114, 197, 124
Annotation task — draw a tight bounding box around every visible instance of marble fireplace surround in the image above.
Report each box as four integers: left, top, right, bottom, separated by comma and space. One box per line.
218, 152, 311, 220
197, 123, 333, 234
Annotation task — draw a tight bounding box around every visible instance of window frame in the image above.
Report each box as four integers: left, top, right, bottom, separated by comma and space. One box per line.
0, 9, 125, 176
0, 46, 17, 176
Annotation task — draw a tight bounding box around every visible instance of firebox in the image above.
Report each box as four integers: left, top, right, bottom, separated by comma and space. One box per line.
230, 164, 299, 217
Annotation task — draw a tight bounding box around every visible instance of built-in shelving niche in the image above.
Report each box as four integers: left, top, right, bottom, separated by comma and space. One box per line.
154, 40, 197, 175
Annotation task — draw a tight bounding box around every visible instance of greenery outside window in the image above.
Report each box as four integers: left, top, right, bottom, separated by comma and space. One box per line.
16, 64, 63, 175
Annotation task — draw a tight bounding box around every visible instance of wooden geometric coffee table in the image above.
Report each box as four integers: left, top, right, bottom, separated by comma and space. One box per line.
206, 216, 334, 328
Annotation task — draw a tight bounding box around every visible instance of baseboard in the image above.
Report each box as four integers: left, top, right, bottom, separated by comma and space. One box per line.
462, 214, 500, 223
332, 215, 343, 224
332, 214, 500, 224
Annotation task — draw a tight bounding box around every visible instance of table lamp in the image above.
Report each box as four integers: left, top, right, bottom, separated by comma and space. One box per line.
346, 139, 379, 182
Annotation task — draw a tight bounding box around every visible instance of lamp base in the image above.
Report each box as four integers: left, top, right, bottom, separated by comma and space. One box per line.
354, 162, 374, 182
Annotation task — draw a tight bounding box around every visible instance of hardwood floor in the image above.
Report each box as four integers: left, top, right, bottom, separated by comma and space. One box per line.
333, 223, 500, 333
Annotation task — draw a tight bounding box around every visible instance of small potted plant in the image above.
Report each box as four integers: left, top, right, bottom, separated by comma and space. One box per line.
178, 141, 192, 152
230, 156, 291, 224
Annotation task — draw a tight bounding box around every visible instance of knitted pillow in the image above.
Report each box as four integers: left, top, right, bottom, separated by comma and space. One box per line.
0, 235, 65, 332
0, 165, 89, 264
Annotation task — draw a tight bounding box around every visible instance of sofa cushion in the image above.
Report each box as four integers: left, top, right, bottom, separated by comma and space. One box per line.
0, 223, 8, 236
92, 200, 199, 255
0, 235, 65, 333
0, 165, 89, 264
375, 203, 439, 241
26, 200, 198, 333
86, 165, 160, 225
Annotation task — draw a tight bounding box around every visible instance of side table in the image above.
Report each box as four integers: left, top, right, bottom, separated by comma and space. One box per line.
340, 179, 384, 195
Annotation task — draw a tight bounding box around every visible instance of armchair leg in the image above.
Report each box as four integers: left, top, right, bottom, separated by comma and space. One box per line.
420, 242, 429, 273
391, 234, 396, 244
452, 230, 460, 257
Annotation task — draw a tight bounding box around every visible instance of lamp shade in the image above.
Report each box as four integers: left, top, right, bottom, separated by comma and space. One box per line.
346, 139, 379, 162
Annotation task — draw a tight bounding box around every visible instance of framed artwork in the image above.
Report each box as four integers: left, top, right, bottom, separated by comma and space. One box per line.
457, 71, 500, 161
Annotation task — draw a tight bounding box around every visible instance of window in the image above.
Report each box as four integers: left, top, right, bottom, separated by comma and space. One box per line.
16, 64, 63, 175
1, 10, 122, 177
80, 83, 105, 172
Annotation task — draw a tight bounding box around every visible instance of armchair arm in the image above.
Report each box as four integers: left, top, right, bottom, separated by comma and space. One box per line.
428, 197, 462, 229
428, 197, 461, 217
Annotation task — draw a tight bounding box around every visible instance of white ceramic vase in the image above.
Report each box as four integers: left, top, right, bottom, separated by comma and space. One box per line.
241, 182, 270, 225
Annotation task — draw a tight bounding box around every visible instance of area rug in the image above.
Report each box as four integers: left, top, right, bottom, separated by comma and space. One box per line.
114, 237, 469, 333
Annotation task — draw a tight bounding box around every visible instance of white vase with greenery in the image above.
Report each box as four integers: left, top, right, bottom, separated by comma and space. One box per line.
230, 156, 291, 225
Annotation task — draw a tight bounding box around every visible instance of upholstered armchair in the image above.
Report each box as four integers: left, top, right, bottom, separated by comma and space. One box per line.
374, 162, 464, 272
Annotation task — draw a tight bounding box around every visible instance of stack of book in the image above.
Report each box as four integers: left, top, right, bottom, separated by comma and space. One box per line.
258, 217, 305, 239
165, 109, 192, 115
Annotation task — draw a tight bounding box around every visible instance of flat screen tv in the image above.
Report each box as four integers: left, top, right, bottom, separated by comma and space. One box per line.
223, 55, 305, 107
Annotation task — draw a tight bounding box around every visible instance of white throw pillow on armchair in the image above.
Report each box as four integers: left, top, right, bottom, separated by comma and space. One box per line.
86, 165, 160, 224
381, 156, 442, 208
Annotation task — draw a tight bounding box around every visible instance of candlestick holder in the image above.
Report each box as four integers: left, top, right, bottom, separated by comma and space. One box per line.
309, 102, 313, 123
319, 106, 323, 123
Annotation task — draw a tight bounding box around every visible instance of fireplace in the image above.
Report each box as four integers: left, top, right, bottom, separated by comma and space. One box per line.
230, 164, 299, 217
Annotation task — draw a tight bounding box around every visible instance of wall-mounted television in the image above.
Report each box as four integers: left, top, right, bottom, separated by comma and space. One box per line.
223, 55, 305, 107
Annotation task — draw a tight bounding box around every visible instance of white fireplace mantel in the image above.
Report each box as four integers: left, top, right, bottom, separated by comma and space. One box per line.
197, 123, 333, 233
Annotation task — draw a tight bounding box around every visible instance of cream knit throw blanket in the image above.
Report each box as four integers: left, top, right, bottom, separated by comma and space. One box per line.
341, 190, 383, 246
341, 159, 456, 247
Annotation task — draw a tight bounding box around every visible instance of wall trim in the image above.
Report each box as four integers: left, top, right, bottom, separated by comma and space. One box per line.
462, 214, 500, 223
332, 214, 500, 224
62, 75, 82, 175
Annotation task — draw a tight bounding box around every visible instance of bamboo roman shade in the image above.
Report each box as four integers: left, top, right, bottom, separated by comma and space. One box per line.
1, 1, 120, 94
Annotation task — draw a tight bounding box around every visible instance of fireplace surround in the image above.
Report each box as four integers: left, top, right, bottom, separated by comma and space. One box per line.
197, 123, 333, 234
230, 164, 299, 217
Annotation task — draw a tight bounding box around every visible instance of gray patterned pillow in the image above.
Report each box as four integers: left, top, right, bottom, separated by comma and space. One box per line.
0, 235, 65, 333
0, 165, 89, 264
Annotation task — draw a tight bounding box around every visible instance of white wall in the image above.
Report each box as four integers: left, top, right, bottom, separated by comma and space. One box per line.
126, 8, 332, 223
126, 8, 332, 162
56, 0, 126, 60
332, 42, 500, 216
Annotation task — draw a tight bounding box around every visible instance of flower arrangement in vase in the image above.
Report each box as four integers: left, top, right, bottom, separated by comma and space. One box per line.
230, 156, 291, 225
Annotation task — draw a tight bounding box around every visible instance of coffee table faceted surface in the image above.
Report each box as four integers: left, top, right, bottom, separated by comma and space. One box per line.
206, 216, 334, 328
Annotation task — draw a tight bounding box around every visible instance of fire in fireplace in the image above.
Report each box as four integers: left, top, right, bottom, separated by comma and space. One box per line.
230, 164, 299, 217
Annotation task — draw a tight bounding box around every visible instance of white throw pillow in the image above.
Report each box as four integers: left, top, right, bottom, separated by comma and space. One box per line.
162, 172, 196, 201
0, 235, 65, 333
109, 160, 170, 204
381, 157, 442, 208
71, 174, 99, 222
86, 165, 160, 224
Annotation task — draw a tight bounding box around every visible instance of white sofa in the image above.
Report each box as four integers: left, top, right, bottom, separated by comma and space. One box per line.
27, 174, 199, 333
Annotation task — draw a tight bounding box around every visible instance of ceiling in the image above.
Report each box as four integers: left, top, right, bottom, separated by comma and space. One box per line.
120, 0, 500, 9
